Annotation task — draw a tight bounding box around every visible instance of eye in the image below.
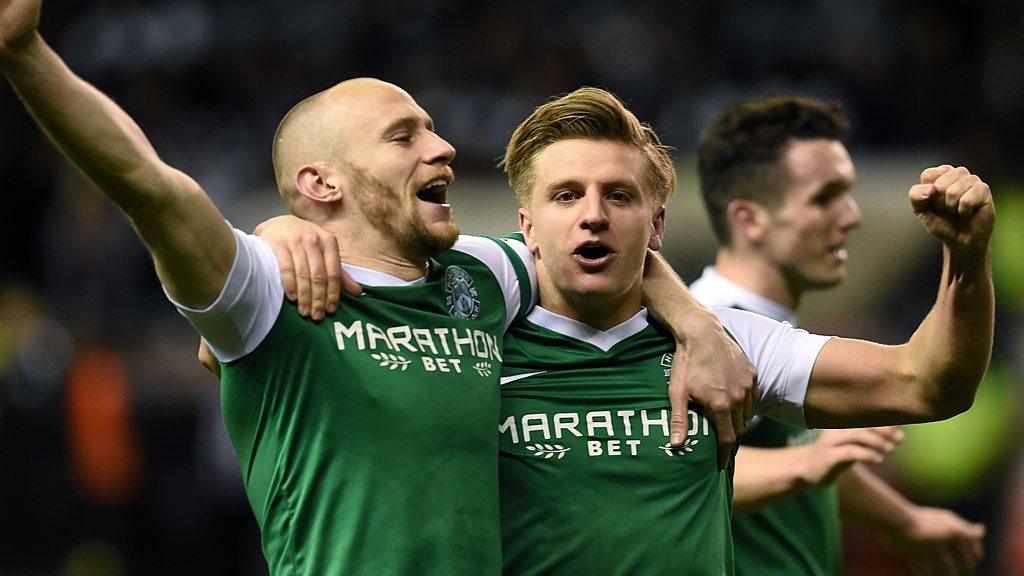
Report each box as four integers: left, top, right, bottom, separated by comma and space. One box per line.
553, 190, 578, 203
607, 190, 631, 202
391, 133, 412, 144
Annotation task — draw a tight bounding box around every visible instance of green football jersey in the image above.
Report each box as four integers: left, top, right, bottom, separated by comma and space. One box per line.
691, 266, 842, 576
731, 421, 841, 576
173, 231, 533, 576
498, 305, 829, 576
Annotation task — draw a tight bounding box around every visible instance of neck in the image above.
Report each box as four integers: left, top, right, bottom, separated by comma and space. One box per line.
536, 268, 643, 331
324, 221, 430, 281
714, 248, 802, 310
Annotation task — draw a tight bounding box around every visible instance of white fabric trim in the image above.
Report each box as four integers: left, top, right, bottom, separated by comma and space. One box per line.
525, 307, 650, 352
167, 229, 283, 363
690, 266, 796, 324
341, 263, 427, 287
501, 236, 539, 309
711, 306, 832, 428
451, 235, 535, 330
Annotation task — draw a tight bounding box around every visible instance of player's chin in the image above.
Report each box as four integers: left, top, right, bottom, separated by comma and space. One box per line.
424, 220, 460, 251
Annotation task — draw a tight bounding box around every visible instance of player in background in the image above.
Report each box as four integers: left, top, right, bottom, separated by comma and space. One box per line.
493, 87, 993, 575
0, 2, 754, 574
690, 95, 986, 576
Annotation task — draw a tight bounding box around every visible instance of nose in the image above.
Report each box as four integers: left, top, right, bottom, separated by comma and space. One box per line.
839, 194, 863, 231
425, 131, 456, 166
580, 191, 609, 231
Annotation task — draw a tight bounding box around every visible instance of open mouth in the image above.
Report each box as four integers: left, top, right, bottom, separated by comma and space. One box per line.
573, 241, 615, 270
416, 178, 449, 205
829, 245, 848, 261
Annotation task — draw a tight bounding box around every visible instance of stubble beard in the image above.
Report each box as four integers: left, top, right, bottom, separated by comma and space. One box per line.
348, 167, 459, 259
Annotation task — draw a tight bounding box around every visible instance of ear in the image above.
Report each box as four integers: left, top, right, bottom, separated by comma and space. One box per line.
647, 206, 666, 251
295, 164, 345, 204
518, 208, 539, 255
726, 198, 770, 245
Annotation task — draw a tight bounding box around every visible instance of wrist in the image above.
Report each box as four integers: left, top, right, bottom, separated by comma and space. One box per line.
792, 446, 818, 489
663, 305, 719, 345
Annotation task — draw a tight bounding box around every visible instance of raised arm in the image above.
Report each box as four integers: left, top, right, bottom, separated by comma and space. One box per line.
0, 1, 234, 307
643, 251, 758, 467
805, 165, 994, 427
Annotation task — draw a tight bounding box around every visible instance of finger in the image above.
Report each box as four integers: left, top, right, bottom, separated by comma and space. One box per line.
743, 376, 757, 431
968, 523, 986, 561
340, 269, 363, 297
954, 537, 982, 572
731, 393, 745, 446
935, 545, 960, 576
921, 165, 955, 184
198, 338, 221, 379
833, 445, 885, 467
909, 184, 937, 214
871, 426, 904, 445
293, 242, 313, 317
713, 408, 736, 470
307, 238, 329, 322
667, 350, 690, 448
941, 175, 971, 214
932, 166, 970, 192
958, 181, 991, 218
840, 429, 898, 455
323, 234, 345, 314
269, 240, 299, 301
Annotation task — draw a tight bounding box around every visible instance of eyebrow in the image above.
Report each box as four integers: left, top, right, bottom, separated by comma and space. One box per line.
380, 115, 435, 137
816, 178, 854, 196
544, 178, 640, 191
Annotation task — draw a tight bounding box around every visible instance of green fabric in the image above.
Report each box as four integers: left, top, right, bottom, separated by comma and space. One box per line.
499, 320, 733, 576
733, 419, 842, 576
220, 247, 528, 576
717, 303, 841, 576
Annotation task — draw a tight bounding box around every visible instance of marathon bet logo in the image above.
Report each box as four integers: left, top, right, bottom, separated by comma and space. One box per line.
445, 266, 480, 320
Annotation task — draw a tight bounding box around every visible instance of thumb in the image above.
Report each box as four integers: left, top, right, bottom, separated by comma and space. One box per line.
909, 184, 936, 213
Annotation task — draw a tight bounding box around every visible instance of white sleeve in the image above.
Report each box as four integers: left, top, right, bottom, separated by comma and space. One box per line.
450, 235, 538, 331
711, 305, 833, 428
165, 228, 284, 363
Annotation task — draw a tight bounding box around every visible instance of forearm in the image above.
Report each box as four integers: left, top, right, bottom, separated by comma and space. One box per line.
900, 245, 993, 417
836, 464, 916, 538
733, 446, 814, 515
642, 250, 718, 339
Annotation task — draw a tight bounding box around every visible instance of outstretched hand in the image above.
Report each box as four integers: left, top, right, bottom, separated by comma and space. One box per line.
802, 427, 902, 486
888, 506, 986, 576
910, 165, 995, 255
0, 0, 41, 58
255, 215, 363, 320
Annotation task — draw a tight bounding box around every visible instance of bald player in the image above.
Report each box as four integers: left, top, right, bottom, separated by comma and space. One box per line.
0, 2, 754, 574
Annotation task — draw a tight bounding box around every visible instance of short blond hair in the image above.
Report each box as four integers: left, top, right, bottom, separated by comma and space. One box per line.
500, 87, 676, 208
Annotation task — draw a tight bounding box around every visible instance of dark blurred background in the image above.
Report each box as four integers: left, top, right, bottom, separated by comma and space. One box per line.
1, 1, 1023, 574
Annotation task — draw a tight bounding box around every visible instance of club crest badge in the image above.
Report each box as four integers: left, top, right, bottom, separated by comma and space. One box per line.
445, 266, 480, 319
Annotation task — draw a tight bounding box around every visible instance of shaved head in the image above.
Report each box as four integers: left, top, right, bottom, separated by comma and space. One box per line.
272, 78, 417, 208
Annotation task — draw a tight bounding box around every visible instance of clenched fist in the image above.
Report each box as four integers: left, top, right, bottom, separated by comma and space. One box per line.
909, 165, 995, 255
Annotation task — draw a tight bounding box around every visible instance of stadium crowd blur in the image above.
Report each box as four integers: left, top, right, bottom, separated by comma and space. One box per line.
1, 1, 1023, 574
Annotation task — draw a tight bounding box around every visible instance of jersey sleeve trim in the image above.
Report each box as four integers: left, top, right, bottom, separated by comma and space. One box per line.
712, 306, 833, 428
450, 235, 537, 331
165, 228, 284, 363
494, 235, 536, 318
765, 332, 833, 427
